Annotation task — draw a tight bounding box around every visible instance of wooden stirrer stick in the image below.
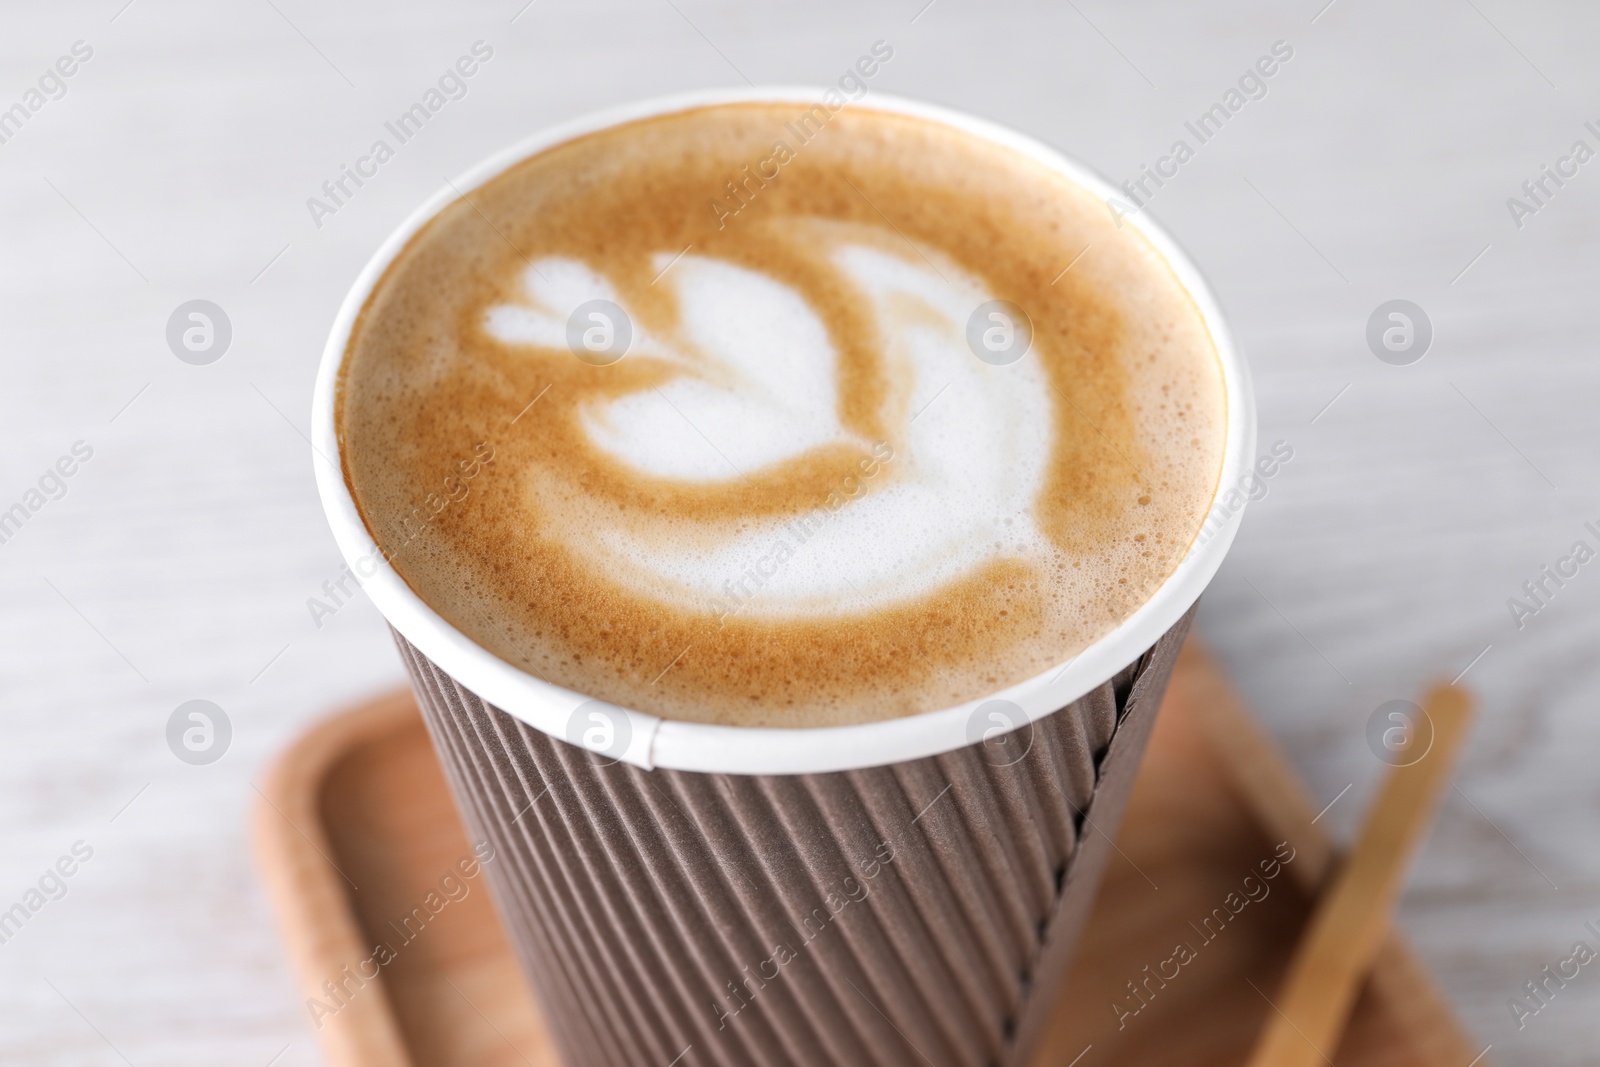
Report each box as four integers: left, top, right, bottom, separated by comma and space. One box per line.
1243, 683, 1474, 1067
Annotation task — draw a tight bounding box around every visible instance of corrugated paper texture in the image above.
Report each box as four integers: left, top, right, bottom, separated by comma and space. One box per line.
395, 607, 1192, 1067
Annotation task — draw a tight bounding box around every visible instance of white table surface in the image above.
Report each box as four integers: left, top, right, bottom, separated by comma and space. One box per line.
2, 1, 1595, 1063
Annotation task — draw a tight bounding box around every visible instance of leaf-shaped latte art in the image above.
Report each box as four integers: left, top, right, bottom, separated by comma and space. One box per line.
483, 220, 1054, 620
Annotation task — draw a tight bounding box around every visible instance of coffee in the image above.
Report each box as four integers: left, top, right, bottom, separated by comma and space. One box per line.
337, 101, 1225, 727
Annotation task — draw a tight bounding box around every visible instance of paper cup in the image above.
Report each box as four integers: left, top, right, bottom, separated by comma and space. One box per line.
313, 88, 1253, 1067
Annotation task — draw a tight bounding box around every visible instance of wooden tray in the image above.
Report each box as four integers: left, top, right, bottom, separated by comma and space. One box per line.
254, 638, 1484, 1066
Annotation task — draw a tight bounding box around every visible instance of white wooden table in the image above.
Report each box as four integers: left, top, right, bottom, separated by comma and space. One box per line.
1, 1, 1594, 1063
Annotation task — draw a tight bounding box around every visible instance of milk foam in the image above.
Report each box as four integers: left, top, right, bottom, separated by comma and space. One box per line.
484, 220, 1054, 618
489, 251, 855, 478
337, 101, 1228, 726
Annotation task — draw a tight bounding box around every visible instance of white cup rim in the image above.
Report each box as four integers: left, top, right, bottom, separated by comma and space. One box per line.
312, 85, 1256, 775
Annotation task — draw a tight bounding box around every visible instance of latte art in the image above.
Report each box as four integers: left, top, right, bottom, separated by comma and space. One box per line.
337, 102, 1227, 726
482, 221, 1055, 621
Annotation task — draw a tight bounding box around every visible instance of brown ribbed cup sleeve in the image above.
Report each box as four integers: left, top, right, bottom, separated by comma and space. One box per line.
394, 605, 1192, 1067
